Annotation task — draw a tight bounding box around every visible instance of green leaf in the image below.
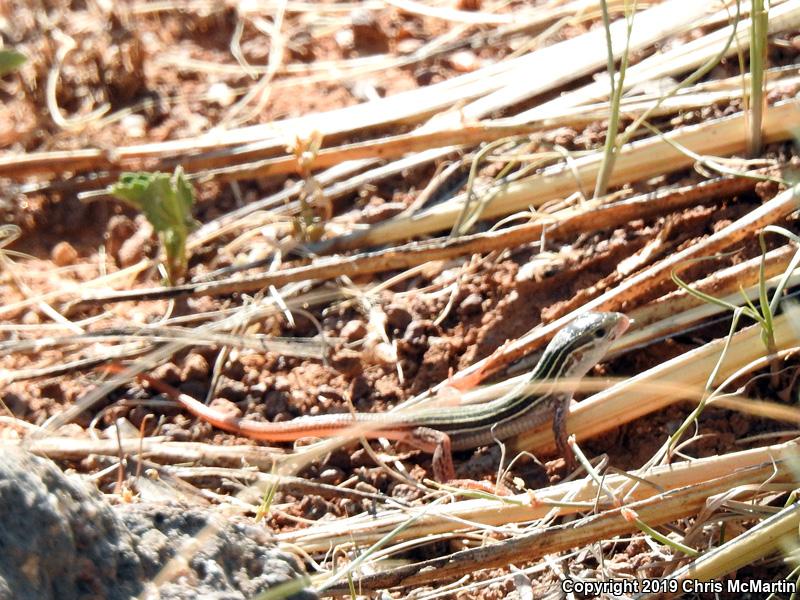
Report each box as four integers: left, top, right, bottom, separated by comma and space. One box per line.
0, 49, 26, 76
108, 167, 199, 283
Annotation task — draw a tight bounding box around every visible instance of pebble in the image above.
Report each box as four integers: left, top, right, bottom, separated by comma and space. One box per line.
181, 353, 209, 381
329, 348, 363, 376
217, 377, 247, 402
117, 219, 155, 267
21, 311, 40, 325
458, 292, 483, 315
341, 319, 368, 342
209, 398, 242, 419
51, 241, 78, 266
207, 82, 235, 107
385, 304, 412, 332
350, 8, 388, 53
318, 467, 344, 485
354, 481, 378, 495
151, 362, 181, 385
274, 376, 291, 393
403, 319, 436, 345
104, 215, 136, 261
448, 50, 479, 73
317, 385, 344, 403
391, 483, 422, 502
120, 113, 146, 138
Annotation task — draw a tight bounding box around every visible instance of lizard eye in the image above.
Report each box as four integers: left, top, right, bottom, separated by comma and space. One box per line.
594, 327, 607, 339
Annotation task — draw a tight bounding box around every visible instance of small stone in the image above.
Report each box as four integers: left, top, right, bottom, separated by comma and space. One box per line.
21, 311, 40, 325
350, 8, 389, 54
341, 320, 367, 342
329, 348, 363, 376
217, 377, 247, 402
458, 292, 483, 316
182, 353, 209, 381
105, 215, 136, 261
151, 362, 181, 385
396, 38, 423, 54
317, 385, 344, 403
334, 28, 354, 51
120, 113, 146, 138
339, 498, 359, 516
448, 50, 479, 73
207, 82, 235, 107
390, 483, 423, 501
385, 304, 412, 332
51, 241, 78, 266
274, 376, 291, 393
354, 481, 378, 495
209, 398, 242, 419
117, 219, 155, 268
249, 382, 268, 400
299, 495, 328, 520
318, 467, 344, 485
159, 423, 191, 441
403, 319, 436, 345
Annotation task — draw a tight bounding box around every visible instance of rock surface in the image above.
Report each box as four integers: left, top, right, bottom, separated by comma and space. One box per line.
0, 447, 315, 600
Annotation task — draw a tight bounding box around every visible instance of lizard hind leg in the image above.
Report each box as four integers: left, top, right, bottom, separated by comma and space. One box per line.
403, 427, 455, 482
404, 427, 514, 495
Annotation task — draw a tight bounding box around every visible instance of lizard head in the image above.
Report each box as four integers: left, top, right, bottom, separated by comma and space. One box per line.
543, 311, 630, 380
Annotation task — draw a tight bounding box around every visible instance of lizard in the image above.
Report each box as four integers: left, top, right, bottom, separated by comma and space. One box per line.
131, 311, 629, 481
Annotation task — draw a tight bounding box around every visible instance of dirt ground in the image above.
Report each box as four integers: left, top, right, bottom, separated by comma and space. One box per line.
2, 1, 800, 598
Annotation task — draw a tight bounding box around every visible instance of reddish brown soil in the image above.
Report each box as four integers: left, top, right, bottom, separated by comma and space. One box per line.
3, 1, 800, 598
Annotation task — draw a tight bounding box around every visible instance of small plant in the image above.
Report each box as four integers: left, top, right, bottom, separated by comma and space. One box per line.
673, 226, 800, 361
0, 49, 26, 76
108, 167, 199, 283
288, 130, 330, 242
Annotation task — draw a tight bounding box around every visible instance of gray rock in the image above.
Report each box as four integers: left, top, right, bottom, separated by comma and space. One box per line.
0, 447, 316, 600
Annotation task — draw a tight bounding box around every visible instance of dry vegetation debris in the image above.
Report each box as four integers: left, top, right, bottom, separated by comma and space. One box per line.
3, 0, 800, 598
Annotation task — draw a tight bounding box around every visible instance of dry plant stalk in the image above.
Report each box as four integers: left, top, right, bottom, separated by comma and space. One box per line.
12, 437, 283, 470
69, 174, 754, 307
626, 244, 798, 330
280, 440, 800, 553
319, 457, 800, 594
329, 99, 800, 251
0, 0, 712, 180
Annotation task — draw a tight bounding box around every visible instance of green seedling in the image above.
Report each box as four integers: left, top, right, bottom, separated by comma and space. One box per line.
0, 49, 26, 76
673, 226, 800, 364
108, 167, 199, 283
289, 130, 330, 242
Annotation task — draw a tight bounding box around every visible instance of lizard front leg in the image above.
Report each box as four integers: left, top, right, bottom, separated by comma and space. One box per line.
553, 394, 577, 471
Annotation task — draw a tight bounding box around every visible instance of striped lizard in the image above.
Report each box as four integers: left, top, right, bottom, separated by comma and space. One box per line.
134, 311, 629, 480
